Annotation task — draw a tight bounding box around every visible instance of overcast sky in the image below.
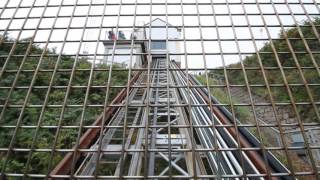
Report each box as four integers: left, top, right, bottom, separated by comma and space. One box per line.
0, 0, 319, 68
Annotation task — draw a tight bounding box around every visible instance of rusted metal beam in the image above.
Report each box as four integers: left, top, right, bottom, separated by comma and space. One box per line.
188, 77, 275, 179
49, 71, 141, 178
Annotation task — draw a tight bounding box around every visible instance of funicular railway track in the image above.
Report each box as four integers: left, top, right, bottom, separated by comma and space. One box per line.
51, 58, 292, 179
171, 62, 293, 180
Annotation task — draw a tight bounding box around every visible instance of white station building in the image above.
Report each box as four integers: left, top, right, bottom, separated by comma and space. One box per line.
103, 18, 181, 68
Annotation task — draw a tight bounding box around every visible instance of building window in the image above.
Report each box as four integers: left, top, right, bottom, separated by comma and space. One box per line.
151, 41, 166, 50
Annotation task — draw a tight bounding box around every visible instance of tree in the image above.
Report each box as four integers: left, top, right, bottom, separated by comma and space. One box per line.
210, 17, 320, 123
0, 36, 129, 176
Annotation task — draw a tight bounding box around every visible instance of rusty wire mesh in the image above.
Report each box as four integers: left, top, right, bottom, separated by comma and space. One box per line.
0, 0, 319, 179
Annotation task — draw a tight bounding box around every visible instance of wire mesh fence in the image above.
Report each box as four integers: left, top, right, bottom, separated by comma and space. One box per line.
0, 0, 319, 179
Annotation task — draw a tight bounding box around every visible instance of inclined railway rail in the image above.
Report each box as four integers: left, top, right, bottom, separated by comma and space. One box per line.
171, 62, 293, 179
51, 58, 292, 179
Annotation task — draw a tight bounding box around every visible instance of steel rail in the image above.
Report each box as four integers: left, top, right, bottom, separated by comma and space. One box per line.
171, 62, 257, 178
171, 61, 294, 179
76, 76, 146, 176
49, 71, 141, 177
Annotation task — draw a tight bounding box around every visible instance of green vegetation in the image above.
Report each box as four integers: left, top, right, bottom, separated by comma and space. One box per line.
196, 74, 269, 144
196, 75, 253, 123
206, 18, 320, 123
0, 36, 128, 176
196, 18, 320, 173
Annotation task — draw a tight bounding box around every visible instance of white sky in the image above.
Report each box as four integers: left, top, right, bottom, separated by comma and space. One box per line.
0, 0, 319, 68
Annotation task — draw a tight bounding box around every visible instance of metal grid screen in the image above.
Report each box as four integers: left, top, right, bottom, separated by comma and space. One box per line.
0, 0, 319, 179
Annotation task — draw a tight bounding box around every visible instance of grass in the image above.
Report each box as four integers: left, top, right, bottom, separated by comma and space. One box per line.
196, 75, 253, 124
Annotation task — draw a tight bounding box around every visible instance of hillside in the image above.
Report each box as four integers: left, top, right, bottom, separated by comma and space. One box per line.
0, 36, 128, 175
207, 18, 320, 124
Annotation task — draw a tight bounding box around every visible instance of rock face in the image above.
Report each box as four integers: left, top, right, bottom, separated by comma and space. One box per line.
227, 86, 320, 170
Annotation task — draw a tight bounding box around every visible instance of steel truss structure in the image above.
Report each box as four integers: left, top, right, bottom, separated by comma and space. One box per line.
0, 0, 320, 179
